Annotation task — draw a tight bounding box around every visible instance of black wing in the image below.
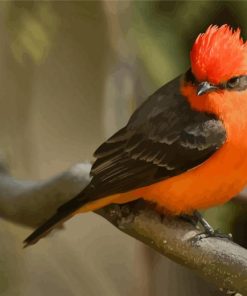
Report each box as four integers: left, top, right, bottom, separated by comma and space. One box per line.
24, 75, 226, 246
88, 76, 226, 198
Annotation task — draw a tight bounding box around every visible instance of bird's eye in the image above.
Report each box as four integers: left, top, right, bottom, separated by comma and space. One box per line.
226, 77, 240, 88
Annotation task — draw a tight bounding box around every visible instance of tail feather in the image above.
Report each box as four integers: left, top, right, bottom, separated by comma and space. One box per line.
23, 189, 90, 247
23, 211, 72, 247
23, 188, 122, 247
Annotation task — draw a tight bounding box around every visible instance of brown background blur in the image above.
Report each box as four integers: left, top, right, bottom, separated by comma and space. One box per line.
0, 1, 246, 295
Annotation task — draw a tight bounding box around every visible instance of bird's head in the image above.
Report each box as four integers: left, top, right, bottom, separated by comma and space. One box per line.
184, 25, 247, 96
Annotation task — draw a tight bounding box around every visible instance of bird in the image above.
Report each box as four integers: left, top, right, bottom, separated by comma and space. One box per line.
24, 24, 247, 246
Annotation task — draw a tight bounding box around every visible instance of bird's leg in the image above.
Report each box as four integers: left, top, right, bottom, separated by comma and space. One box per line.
193, 211, 215, 235
193, 211, 232, 240
180, 211, 232, 241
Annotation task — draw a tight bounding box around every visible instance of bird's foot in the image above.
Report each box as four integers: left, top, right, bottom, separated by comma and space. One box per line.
194, 229, 233, 242
184, 211, 233, 243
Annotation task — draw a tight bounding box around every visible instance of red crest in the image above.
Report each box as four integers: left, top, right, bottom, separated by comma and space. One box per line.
190, 25, 247, 84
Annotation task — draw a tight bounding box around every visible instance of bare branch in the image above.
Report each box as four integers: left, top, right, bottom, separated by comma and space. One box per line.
0, 163, 91, 227
97, 202, 247, 295
0, 162, 246, 294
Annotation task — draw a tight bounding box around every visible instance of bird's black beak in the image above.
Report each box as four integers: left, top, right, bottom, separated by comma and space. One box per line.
197, 81, 218, 96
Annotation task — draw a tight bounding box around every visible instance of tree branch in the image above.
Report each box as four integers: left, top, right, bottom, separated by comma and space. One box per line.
97, 202, 247, 295
0, 162, 246, 294
0, 163, 91, 227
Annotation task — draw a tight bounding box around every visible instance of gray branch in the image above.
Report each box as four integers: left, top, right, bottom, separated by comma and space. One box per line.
97, 203, 247, 295
0, 163, 91, 227
0, 162, 246, 294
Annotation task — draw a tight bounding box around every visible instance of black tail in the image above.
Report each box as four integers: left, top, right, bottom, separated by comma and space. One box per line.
23, 188, 92, 247
23, 211, 71, 247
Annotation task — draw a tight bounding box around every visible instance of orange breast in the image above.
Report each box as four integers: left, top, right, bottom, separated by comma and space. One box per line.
135, 140, 247, 214
128, 86, 247, 214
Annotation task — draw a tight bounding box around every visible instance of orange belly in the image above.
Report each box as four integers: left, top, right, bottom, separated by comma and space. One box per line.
82, 135, 247, 215
130, 141, 247, 214
79, 140, 247, 216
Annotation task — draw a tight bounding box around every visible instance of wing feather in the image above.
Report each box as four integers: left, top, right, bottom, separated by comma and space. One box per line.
88, 76, 226, 198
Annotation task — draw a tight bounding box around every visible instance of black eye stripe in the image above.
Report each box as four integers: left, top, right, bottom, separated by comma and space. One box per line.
227, 77, 239, 87
184, 69, 247, 92
223, 75, 247, 91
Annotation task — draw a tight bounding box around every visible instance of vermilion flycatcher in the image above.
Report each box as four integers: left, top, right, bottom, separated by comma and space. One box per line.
25, 24, 247, 246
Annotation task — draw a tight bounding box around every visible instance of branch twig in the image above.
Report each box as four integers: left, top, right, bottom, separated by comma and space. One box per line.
0, 162, 246, 294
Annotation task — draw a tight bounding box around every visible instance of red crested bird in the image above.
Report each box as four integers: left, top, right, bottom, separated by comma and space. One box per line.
25, 24, 247, 246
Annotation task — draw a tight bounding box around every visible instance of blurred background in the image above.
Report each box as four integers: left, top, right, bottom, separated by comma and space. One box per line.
0, 1, 246, 295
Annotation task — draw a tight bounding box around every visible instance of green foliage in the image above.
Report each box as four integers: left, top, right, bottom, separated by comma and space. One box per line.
128, 1, 247, 87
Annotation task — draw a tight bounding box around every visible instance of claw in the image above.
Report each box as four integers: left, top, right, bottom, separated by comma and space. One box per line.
184, 211, 233, 243
192, 229, 233, 244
